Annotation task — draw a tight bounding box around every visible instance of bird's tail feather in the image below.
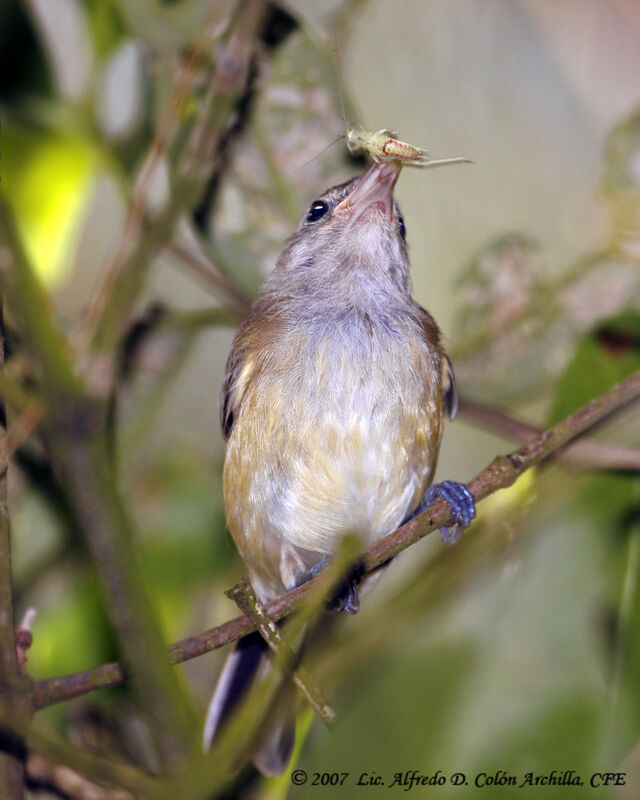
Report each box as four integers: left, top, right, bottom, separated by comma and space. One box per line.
203, 631, 296, 776
253, 679, 296, 776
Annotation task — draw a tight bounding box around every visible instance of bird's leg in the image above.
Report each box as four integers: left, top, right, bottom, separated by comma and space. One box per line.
302, 556, 330, 581
406, 480, 476, 546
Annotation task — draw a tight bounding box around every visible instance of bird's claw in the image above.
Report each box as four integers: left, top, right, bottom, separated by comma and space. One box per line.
298, 557, 364, 614
413, 480, 476, 547
330, 559, 365, 614
331, 578, 360, 614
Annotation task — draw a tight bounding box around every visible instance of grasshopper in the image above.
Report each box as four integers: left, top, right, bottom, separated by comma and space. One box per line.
345, 125, 471, 169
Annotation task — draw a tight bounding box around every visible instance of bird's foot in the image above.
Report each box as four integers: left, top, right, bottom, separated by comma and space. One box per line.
410, 480, 476, 547
330, 560, 365, 615
299, 557, 365, 615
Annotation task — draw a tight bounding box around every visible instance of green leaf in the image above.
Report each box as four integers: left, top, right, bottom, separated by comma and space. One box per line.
548, 311, 640, 425
0, 120, 97, 286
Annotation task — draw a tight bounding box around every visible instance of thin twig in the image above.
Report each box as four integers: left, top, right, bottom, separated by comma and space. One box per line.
164, 237, 252, 316
78, 0, 269, 395
458, 397, 640, 472
26, 752, 133, 800
1, 189, 198, 769
17, 717, 157, 797
0, 297, 28, 798
32, 366, 640, 710
450, 244, 640, 364
73, 0, 233, 354
226, 579, 336, 726
5, 400, 45, 463
15, 608, 36, 669
0, 211, 78, 396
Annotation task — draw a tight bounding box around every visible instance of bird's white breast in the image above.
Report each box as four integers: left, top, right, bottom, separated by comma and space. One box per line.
224, 308, 443, 599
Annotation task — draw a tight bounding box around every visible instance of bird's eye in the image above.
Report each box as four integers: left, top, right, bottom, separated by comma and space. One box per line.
307, 200, 329, 222
398, 216, 406, 240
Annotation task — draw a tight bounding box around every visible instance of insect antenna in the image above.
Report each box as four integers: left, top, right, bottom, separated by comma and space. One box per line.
292, 38, 366, 174
291, 135, 345, 174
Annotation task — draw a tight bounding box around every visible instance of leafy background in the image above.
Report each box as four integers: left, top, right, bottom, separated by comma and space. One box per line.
3, 0, 640, 797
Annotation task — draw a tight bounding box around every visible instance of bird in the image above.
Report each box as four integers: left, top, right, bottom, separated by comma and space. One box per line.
203, 160, 476, 774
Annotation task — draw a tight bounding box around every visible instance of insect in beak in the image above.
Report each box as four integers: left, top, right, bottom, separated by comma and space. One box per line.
335, 161, 400, 221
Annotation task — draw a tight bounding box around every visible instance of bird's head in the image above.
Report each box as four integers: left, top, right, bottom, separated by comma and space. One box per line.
265, 162, 411, 300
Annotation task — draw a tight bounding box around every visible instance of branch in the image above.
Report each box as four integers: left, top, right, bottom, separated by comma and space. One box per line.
458, 397, 640, 472
227, 579, 336, 726
26, 753, 133, 800
449, 243, 636, 364
164, 237, 252, 316
32, 366, 640, 710
0, 168, 197, 770
5, 401, 45, 465
0, 297, 29, 798
0, 204, 78, 397
76, 0, 269, 392
7, 715, 157, 798
71, 1, 232, 355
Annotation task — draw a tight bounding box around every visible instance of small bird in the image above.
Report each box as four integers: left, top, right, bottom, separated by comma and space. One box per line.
203, 161, 475, 774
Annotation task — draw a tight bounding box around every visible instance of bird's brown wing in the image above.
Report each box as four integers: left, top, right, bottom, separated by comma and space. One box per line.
442, 354, 458, 420
220, 347, 243, 440
417, 305, 457, 421
219, 303, 281, 441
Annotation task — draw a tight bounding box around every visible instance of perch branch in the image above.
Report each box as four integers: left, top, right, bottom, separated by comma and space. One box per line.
32, 366, 640, 710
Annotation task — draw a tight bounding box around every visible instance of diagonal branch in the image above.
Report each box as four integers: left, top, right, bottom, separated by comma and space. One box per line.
32, 365, 640, 711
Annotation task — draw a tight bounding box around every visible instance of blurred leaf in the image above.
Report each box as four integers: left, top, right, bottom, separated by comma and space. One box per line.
133, 450, 232, 638
470, 694, 604, 800
602, 108, 640, 202
546, 313, 640, 763
85, 0, 126, 57
548, 311, 640, 425
111, 0, 213, 52
610, 513, 640, 760
0, 120, 97, 285
96, 39, 148, 141
455, 232, 542, 343
296, 642, 479, 799
25, 0, 93, 101
30, 566, 116, 680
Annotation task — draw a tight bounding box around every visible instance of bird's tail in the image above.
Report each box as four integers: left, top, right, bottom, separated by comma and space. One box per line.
203, 631, 296, 776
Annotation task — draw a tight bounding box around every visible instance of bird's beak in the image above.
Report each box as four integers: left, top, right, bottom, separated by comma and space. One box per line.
335, 162, 400, 221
